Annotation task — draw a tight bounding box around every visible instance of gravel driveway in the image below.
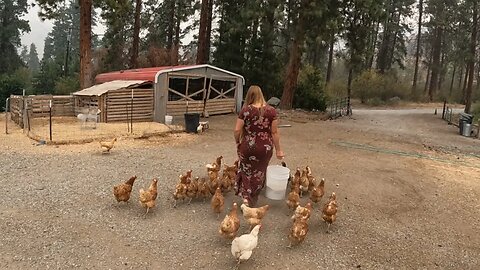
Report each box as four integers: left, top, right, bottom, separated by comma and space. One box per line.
1, 108, 479, 270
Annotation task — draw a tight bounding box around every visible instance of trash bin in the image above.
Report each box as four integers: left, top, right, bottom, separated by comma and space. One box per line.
459, 113, 473, 135
184, 113, 200, 133
462, 123, 472, 137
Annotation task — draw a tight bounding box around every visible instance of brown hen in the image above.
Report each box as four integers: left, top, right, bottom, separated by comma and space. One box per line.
211, 187, 225, 219
139, 178, 158, 217
219, 202, 240, 240
322, 192, 338, 233
240, 203, 270, 231
113, 175, 137, 203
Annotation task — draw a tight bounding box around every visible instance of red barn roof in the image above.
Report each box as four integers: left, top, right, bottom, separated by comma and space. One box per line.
95, 65, 190, 84
94, 64, 245, 84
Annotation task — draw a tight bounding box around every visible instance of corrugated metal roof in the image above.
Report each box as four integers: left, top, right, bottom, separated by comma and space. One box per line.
95, 65, 190, 83
94, 64, 245, 85
73, 80, 150, 96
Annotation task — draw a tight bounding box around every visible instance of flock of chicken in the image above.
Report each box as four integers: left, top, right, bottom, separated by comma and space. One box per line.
111, 154, 338, 268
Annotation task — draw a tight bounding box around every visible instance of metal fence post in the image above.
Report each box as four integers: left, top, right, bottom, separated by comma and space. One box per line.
442, 100, 446, 120
5, 98, 9, 134
49, 100, 52, 141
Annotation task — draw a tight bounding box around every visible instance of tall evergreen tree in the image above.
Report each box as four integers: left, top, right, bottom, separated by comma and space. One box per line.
196, 0, 209, 64
464, 0, 477, 113
99, 0, 134, 71
27, 43, 40, 72
376, 0, 414, 73
412, 0, 423, 92
342, 0, 383, 111
279, 0, 313, 109
37, 0, 93, 89
20, 45, 29, 65
0, 0, 30, 74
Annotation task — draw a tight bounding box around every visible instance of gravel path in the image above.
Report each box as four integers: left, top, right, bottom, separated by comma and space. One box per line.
1, 109, 479, 269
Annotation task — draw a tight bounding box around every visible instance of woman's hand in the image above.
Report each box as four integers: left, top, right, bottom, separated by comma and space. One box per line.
276, 150, 285, 160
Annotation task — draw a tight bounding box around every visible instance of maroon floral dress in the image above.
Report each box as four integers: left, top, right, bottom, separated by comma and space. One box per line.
235, 104, 278, 205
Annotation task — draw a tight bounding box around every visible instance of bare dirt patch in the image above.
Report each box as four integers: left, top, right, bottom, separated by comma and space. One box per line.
1, 107, 479, 269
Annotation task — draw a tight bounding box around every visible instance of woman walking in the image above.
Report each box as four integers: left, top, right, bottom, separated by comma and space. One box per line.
234, 85, 285, 206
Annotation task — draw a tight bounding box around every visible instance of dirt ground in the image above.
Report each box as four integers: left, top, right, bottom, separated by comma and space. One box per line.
1, 104, 479, 270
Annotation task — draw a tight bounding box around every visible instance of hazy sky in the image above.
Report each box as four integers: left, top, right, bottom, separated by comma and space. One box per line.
20, 3, 53, 59
20, 0, 105, 60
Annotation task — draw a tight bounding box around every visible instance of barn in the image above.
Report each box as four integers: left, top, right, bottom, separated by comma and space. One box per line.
93, 64, 245, 123
73, 80, 154, 123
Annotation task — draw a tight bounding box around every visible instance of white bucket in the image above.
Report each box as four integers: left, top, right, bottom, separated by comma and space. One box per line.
265, 165, 290, 200
165, 115, 173, 125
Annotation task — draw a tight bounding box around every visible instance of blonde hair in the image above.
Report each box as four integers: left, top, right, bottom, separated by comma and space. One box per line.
243, 85, 266, 108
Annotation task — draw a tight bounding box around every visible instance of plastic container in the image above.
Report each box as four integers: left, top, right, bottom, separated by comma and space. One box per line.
265, 165, 290, 200
459, 113, 473, 135
184, 113, 200, 133
165, 115, 173, 125
462, 123, 472, 137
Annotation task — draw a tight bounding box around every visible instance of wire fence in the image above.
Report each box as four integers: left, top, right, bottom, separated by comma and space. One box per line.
441, 100, 480, 138
441, 100, 456, 126
327, 97, 350, 119
5, 95, 183, 144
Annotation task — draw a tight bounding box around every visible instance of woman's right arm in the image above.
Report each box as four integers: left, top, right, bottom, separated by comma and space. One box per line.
234, 118, 244, 145
271, 119, 284, 159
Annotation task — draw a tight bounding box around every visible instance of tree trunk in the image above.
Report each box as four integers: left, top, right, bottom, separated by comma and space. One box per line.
279, 0, 310, 109
130, 0, 142, 68
464, 1, 477, 113
449, 65, 456, 97
325, 32, 335, 87
173, 9, 181, 65
367, 21, 379, 69
280, 38, 303, 109
196, 0, 208, 64
458, 65, 464, 90
438, 50, 446, 92
377, 1, 393, 73
166, 0, 175, 50
462, 65, 469, 103
428, 27, 442, 101
205, 0, 214, 62
412, 0, 423, 92
347, 67, 353, 114
424, 52, 432, 95
79, 0, 92, 89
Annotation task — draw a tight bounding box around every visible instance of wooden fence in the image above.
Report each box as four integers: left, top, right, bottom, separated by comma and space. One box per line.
9, 95, 75, 127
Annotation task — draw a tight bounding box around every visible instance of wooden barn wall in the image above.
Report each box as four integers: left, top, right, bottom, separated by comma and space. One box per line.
204, 99, 236, 115
166, 100, 204, 116
105, 88, 154, 122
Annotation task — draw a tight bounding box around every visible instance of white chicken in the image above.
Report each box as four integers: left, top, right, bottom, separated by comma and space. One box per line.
231, 224, 261, 269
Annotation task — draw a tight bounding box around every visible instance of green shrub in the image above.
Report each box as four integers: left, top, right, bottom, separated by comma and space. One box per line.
0, 68, 31, 106
293, 65, 327, 111
471, 102, 480, 122
325, 79, 347, 99
55, 75, 80, 95
352, 70, 409, 103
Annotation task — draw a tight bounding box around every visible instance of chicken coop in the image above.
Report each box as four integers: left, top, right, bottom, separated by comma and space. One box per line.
73, 80, 154, 122
95, 64, 245, 123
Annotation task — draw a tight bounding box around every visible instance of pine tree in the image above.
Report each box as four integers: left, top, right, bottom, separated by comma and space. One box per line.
0, 0, 30, 74
37, 0, 93, 89
20, 46, 29, 65
28, 43, 40, 73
